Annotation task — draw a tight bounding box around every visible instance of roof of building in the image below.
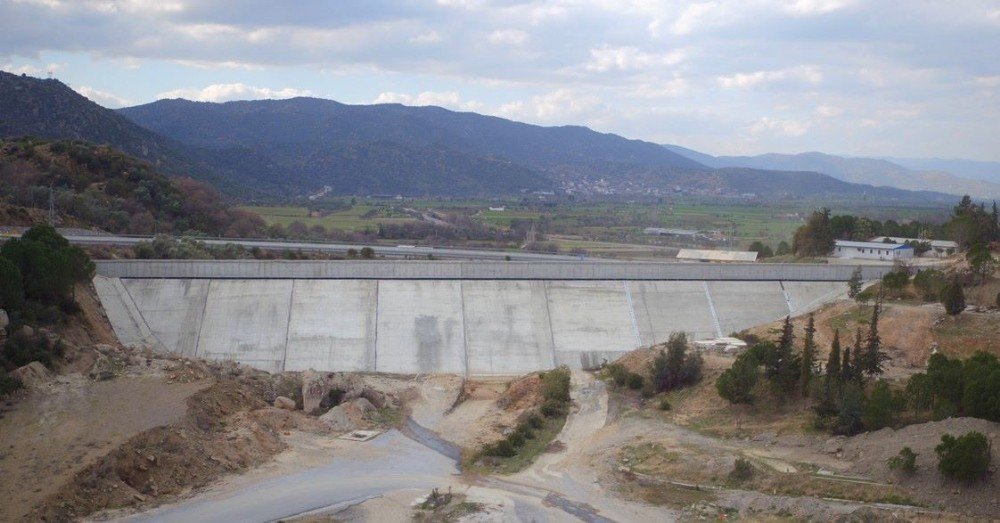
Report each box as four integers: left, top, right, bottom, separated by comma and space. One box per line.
676, 249, 758, 262
835, 240, 913, 250
869, 236, 958, 249
644, 227, 700, 236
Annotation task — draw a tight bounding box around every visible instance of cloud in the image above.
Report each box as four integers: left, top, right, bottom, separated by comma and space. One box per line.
748, 116, 811, 137
497, 89, 603, 123
781, 0, 855, 16
74, 85, 133, 108
718, 66, 823, 88
487, 29, 529, 46
409, 31, 443, 44
372, 90, 483, 111
2, 62, 64, 76
815, 104, 843, 118
584, 45, 686, 72
156, 83, 311, 102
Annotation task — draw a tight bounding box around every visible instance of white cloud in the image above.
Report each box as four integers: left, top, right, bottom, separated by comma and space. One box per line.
815, 104, 843, 118
718, 66, 823, 88
156, 83, 311, 102
372, 90, 483, 111
497, 89, 602, 123
487, 29, 529, 46
749, 117, 810, 137
74, 85, 133, 107
410, 31, 443, 44
781, 0, 854, 16
584, 45, 686, 73
671, 2, 719, 35
1, 62, 65, 76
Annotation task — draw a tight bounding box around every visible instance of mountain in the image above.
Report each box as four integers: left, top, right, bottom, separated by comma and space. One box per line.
878, 157, 1000, 184
664, 146, 1000, 199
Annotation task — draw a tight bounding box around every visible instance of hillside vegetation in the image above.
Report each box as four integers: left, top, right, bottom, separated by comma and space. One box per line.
0, 138, 265, 237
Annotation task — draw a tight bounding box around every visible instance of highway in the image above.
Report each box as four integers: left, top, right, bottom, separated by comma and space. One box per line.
60, 234, 583, 262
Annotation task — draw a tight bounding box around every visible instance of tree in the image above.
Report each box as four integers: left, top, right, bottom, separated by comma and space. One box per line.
0, 257, 25, 313
967, 243, 997, 283
835, 383, 866, 435
847, 267, 863, 301
825, 330, 842, 400
863, 300, 887, 378
792, 208, 835, 257
800, 314, 816, 397
768, 316, 801, 394
359, 246, 375, 259
851, 328, 865, 384
935, 432, 992, 483
651, 332, 702, 393
863, 380, 894, 430
717, 352, 759, 404
748, 241, 773, 259
888, 447, 918, 476
840, 345, 853, 385
941, 277, 966, 316
775, 241, 791, 256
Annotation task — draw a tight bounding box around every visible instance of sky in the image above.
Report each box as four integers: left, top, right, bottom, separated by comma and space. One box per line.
1, 0, 998, 161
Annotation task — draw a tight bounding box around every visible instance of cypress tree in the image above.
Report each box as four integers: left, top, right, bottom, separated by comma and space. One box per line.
942, 277, 966, 316
851, 328, 865, 384
826, 330, 842, 393
800, 313, 816, 397
863, 299, 887, 377
841, 345, 852, 384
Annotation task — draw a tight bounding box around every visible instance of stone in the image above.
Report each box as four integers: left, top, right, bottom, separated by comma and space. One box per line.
821, 436, 845, 454
10, 361, 52, 388
88, 354, 115, 381
273, 396, 296, 410
0, 309, 9, 330
319, 398, 375, 431
19, 325, 34, 338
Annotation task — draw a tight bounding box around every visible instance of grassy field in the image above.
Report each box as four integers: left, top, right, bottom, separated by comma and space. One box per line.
241, 198, 950, 255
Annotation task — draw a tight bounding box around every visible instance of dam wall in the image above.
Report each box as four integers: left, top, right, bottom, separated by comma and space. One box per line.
94, 272, 851, 376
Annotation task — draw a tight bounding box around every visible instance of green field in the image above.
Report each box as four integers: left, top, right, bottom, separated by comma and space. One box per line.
242, 197, 950, 258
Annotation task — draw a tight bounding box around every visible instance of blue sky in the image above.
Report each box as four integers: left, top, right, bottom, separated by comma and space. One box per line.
1, 0, 998, 160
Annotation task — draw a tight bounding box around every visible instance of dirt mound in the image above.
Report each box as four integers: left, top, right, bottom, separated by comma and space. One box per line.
33, 379, 326, 521
610, 345, 660, 378
839, 417, 1000, 517
496, 373, 542, 411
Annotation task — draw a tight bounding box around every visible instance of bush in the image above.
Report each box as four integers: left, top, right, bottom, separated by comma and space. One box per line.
881, 269, 910, 290
606, 364, 629, 387
888, 447, 918, 475
506, 432, 526, 448
485, 439, 515, 458
1, 331, 57, 368
526, 414, 543, 429
913, 269, 945, 302
626, 372, 644, 390
651, 332, 703, 393
541, 367, 571, 404
540, 399, 565, 418
996, 292, 1000, 309
935, 432, 992, 483
941, 278, 966, 316
658, 398, 671, 411
359, 246, 375, 259
717, 352, 759, 405
0, 371, 23, 397
729, 457, 755, 482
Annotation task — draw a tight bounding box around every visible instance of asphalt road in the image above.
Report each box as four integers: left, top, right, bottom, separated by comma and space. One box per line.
60, 234, 583, 261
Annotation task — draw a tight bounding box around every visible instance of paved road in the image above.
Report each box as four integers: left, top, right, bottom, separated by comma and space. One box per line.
59, 234, 583, 261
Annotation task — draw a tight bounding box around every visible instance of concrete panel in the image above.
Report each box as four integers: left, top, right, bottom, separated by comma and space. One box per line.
462, 281, 555, 376
546, 281, 639, 358
374, 280, 466, 375
92, 276, 157, 348
555, 350, 630, 370
629, 281, 717, 344
783, 281, 847, 316
123, 279, 209, 357
196, 280, 293, 373
707, 281, 790, 335
283, 280, 377, 372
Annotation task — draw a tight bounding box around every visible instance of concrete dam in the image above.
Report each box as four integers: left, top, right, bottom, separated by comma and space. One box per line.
93, 261, 887, 376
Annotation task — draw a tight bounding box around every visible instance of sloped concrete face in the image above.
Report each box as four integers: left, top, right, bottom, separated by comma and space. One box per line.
123, 279, 209, 357
95, 276, 854, 376
374, 280, 466, 375
283, 280, 377, 372
629, 280, 717, 344
707, 281, 790, 336
197, 280, 293, 373
546, 281, 639, 366
462, 280, 555, 376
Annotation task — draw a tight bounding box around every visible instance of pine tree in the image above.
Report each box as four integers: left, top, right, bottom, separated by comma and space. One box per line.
826, 330, 842, 400
841, 345, 852, 384
942, 277, 966, 316
770, 316, 801, 394
847, 267, 863, 301
851, 328, 865, 384
863, 299, 887, 377
800, 313, 816, 397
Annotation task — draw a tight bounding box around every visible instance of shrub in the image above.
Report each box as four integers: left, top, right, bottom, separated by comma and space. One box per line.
913, 269, 945, 302
626, 372, 644, 390
540, 400, 565, 418
0, 371, 23, 397
606, 364, 629, 387
717, 353, 759, 405
888, 447, 918, 476
485, 439, 515, 457
729, 457, 755, 482
881, 269, 909, 290
541, 367, 571, 404
526, 414, 543, 429
658, 398, 671, 411
1, 331, 56, 368
506, 432, 526, 448
651, 332, 703, 393
995, 291, 1000, 309
359, 246, 375, 259
941, 278, 965, 316
935, 432, 992, 483
640, 383, 655, 399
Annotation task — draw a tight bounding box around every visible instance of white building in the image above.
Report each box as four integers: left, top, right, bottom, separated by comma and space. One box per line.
833, 240, 914, 261
869, 237, 957, 258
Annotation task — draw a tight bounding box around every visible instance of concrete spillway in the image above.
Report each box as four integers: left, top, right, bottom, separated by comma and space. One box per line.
94, 271, 849, 376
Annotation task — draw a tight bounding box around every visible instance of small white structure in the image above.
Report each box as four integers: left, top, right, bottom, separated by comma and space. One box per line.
677, 249, 757, 263
488, 206, 506, 212
694, 337, 748, 353
833, 240, 914, 261
869, 237, 957, 258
